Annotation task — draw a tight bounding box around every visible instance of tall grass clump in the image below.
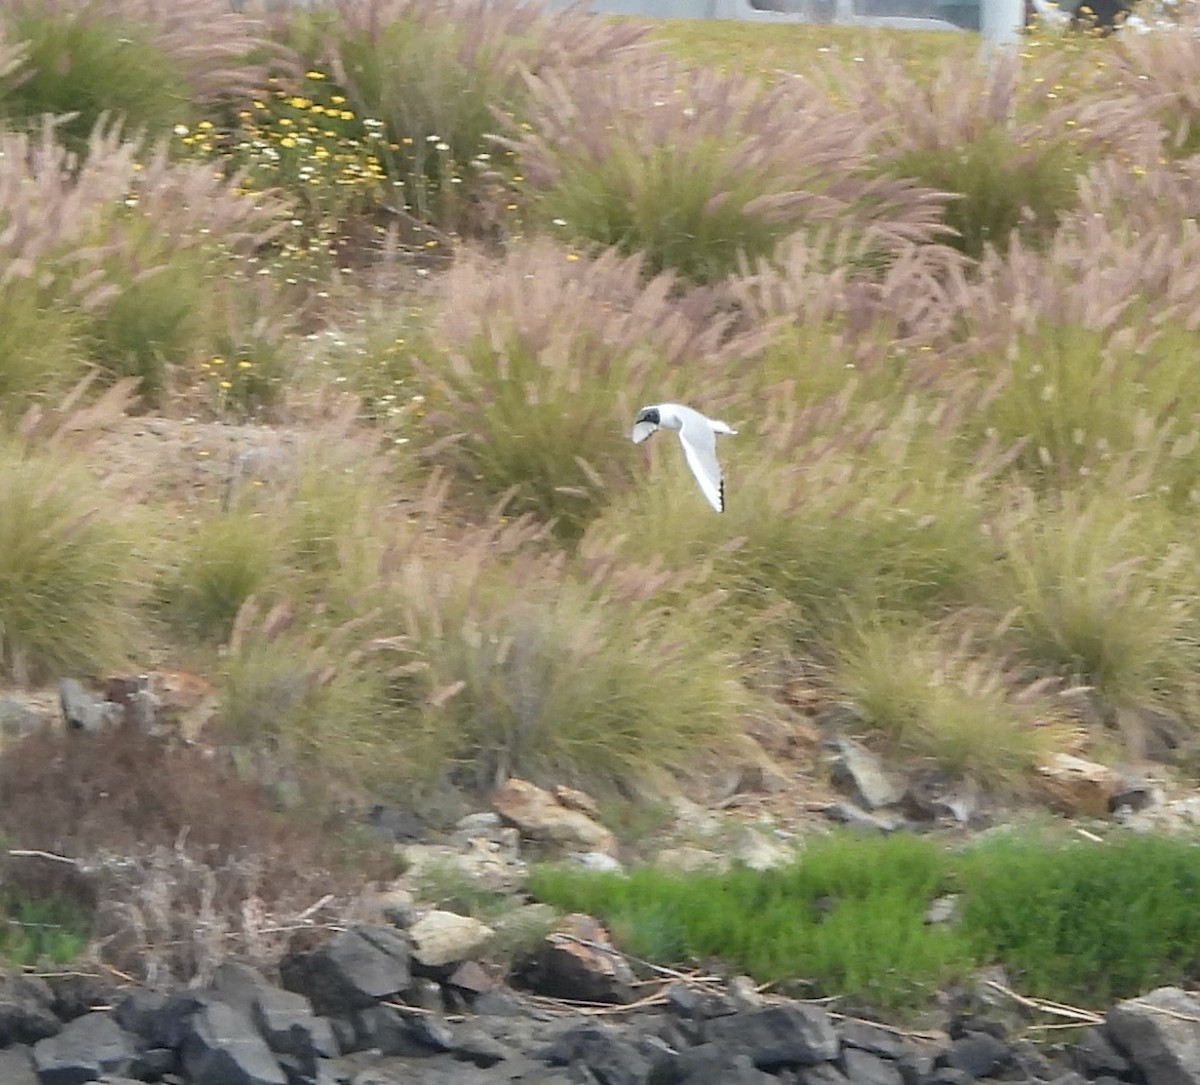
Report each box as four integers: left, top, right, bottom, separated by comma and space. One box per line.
411, 240, 766, 539
984, 490, 1200, 727
498, 55, 948, 285
957, 218, 1200, 496
836, 49, 1157, 256
283, 0, 646, 231
832, 621, 1056, 782
0, 120, 293, 409
531, 832, 971, 1011
729, 234, 969, 409
591, 393, 994, 647
357, 507, 748, 793
958, 830, 1200, 1005
1106, 21, 1200, 157
0, 441, 146, 684
159, 510, 280, 645
0, 0, 275, 149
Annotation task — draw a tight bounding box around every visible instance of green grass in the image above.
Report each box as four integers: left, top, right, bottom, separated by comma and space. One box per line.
0, 895, 91, 967
532, 832, 972, 1011
832, 621, 1050, 780
0, 9, 190, 150
533, 828, 1200, 1014
0, 443, 146, 685
645, 20, 975, 81
958, 830, 1200, 1005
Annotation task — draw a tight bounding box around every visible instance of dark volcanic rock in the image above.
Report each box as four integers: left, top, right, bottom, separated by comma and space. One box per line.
0, 974, 61, 1046
181, 999, 287, 1085
936, 1029, 1011, 1077
1106, 986, 1200, 1085
670, 1044, 776, 1085
840, 1045, 904, 1085
31, 1010, 134, 1085
281, 925, 412, 1017
704, 1004, 840, 1069
0, 1045, 38, 1085
1069, 1027, 1131, 1078
540, 1021, 655, 1085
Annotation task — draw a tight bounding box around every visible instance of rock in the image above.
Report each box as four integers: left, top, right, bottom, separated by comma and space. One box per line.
368, 805, 424, 843
47, 972, 117, 1023
401, 841, 526, 896
839, 1021, 912, 1061
251, 981, 339, 1072
822, 803, 900, 833
796, 1065, 849, 1085
1107, 781, 1159, 814
58, 678, 122, 733
902, 772, 982, 825
492, 778, 617, 856
727, 828, 794, 872
211, 961, 273, 1019
936, 1030, 1010, 1077
0, 698, 46, 738
653, 846, 728, 874
839, 1046, 903, 1085
447, 960, 498, 999
521, 913, 637, 1005
181, 998, 287, 1085
552, 785, 601, 819
1106, 986, 1200, 1085
31, 1011, 134, 1085
827, 738, 905, 809
565, 851, 625, 874
923, 1069, 974, 1085
0, 975, 62, 1045
351, 1005, 434, 1057
0, 1045, 38, 1085
923, 894, 960, 926
281, 926, 412, 1017
705, 1005, 840, 1069
671, 1044, 776, 1085
1033, 753, 1122, 817
1069, 1027, 1131, 1078
401, 976, 446, 1014
409, 910, 495, 969
354, 886, 417, 929
539, 1022, 653, 1085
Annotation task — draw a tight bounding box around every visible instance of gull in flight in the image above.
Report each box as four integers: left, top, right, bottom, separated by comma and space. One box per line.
631, 403, 737, 513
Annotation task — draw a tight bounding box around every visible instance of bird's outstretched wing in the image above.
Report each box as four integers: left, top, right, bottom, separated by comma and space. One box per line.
677, 416, 725, 513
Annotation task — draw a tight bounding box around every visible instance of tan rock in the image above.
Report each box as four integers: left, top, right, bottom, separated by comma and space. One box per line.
1034, 752, 1122, 817
409, 910, 495, 968
492, 778, 617, 856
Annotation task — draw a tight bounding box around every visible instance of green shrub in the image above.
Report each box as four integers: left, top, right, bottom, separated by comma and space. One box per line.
0, 442, 146, 684
531, 832, 971, 1011
500, 55, 946, 284
0, 894, 91, 967
958, 831, 1200, 1004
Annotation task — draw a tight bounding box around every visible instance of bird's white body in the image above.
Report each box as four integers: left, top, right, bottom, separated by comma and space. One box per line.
631, 402, 737, 513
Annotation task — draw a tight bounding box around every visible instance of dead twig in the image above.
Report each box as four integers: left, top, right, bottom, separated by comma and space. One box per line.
8, 849, 80, 865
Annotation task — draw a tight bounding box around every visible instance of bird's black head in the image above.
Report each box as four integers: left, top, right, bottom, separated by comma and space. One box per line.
635, 406, 660, 426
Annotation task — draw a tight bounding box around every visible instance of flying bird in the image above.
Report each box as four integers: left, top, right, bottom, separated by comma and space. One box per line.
631, 403, 737, 513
